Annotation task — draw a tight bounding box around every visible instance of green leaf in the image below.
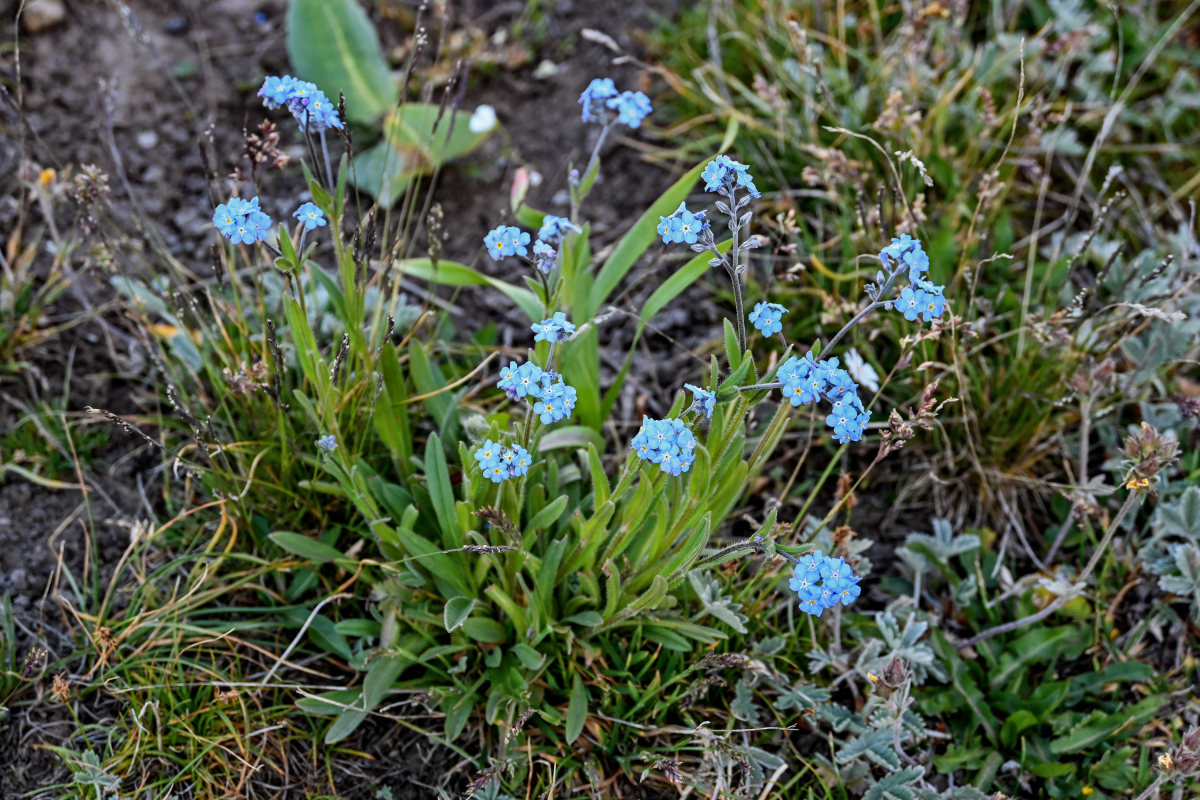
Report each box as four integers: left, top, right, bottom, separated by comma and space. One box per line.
989, 625, 1089, 690
444, 596, 476, 632
585, 158, 713, 317
352, 104, 494, 204
1000, 709, 1039, 749
538, 425, 605, 453
462, 618, 508, 643
270, 532, 346, 563
564, 611, 603, 626
396, 258, 542, 321
511, 643, 544, 670
286, 0, 398, 125
1048, 696, 1164, 755
425, 433, 460, 547
565, 672, 588, 744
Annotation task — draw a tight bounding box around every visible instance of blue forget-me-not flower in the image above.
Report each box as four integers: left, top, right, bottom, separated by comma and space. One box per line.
537, 215, 580, 245
789, 550, 862, 616
316, 434, 337, 453
748, 302, 788, 337
579, 78, 618, 123
631, 416, 698, 476
293, 202, 327, 231
606, 90, 652, 128
258, 75, 343, 131
484, 225, 531, 260
879, 235, 947, 324
531, 312, 576, 343
656, 202, 708, 245
213, 195, 272, 245
701, 155, 761, 198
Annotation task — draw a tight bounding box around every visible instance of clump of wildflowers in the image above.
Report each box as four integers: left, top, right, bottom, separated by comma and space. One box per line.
293, 202, 327, 231
531, 312, 576, 343
578, 77, 652, 128
258, 75, 343, 131
657, 202, 708, 245
878, 235, 946, 323
631, 417, 698, 476
748, 302, 788, 337
484, 225, 531, 260
212, 195, 272, 245
474, 440, 532, 484
789, 551, 862, 616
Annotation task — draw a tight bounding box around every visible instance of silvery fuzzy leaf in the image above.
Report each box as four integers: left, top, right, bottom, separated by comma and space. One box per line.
730, 677, 762, 723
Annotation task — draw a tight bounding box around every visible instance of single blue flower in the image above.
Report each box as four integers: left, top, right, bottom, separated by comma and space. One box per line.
293, 202, 327, 231
897, 286, 922, 321
657, 202, 707, 245
748, 302, 788, 337
684, 384, 716, 419
606, 90, 652, 128
579, 77, 618, 123
483, 460, 510, 483
474, 439, 503, 466
797, 584, 825, 616
513, 362, 546, 399
920, 289, 946, 322
531, 312, 576, 344
316, 434, 337, 453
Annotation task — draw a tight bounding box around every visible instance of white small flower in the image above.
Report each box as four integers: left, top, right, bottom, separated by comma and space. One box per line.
845, 348, 880, 393
469, 104, 497, 133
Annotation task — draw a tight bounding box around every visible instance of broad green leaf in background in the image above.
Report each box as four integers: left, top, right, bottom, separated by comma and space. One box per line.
353, 104, 494, 204
566, 672, 588, 744
396, 258, 542, 322
286, 0, 398, 125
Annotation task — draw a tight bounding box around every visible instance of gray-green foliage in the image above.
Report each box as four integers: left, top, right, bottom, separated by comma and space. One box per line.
1144, 485, 1200, 617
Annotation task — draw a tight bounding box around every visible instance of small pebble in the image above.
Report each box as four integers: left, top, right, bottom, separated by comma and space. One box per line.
137, 131, 159, 150
21, 0, 66, 33
165, 16, 190, 35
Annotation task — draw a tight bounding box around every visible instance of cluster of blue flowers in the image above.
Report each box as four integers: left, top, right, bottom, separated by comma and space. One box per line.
316, 434, 337, 453
484, 225, 531, 259
777, 353, 870, 443
685, 384, 716, 419
656, 202, 709, 245
701, 154, 761, 198
531, 312, 576, 343
748, 302, 787, 337
578, 78, 652, 128
484, 217, 579, 275
788, 551, 862, 616
473, 440, 532, 484
213, 196, 272, 245
538, 215, 579, 245
293, 202, 327, 231
497, 362, 578, 424
880, 235, 945, 323
258, 75, 343, 131
631, 417, 699, 476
